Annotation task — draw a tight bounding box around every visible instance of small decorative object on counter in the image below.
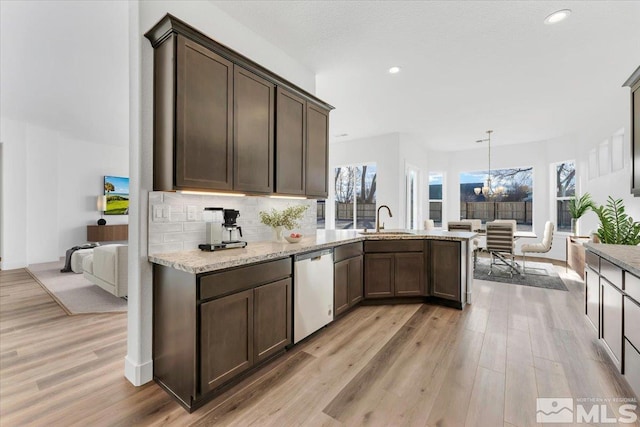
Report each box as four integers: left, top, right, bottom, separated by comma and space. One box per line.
259, 205, 308, 242
284, 233, 303, 243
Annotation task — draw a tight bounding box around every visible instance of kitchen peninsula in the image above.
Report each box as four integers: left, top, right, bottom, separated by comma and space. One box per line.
149, 229, 476, 411
584, 243, 640, 399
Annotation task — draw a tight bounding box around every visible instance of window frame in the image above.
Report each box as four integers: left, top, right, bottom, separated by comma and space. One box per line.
428, 171, 444, 228
333, 162, 377, 230
553, 159, 576, 234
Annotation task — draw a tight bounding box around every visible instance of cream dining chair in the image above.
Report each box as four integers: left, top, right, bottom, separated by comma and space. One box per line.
520, 221, 555, 275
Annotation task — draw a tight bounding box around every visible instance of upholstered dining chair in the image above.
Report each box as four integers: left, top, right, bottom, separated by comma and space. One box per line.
448, 220, 482, 268
521, 221, 555, 275
485, 222, 517, 278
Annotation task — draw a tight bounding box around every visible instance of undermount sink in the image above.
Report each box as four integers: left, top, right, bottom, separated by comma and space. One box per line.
358, 231, 415, 236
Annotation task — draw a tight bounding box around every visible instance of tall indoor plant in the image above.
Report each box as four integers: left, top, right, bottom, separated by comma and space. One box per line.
259, 205, 308, 241
593, 196, 640, 245
568, 193, 595, 236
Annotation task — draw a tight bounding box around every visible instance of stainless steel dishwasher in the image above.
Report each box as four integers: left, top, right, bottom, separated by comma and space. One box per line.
293, 249, 334, 343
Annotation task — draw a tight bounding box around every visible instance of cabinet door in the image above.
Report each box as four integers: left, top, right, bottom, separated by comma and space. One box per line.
254, 278, 291, 362
364, 254, 394, 298
348, 255, 364, 306
306, 103, 329, 198
601, 279, 623, 366
394, 253, 424, 296
234, 66, 275, 193
334, 259, 350, 317
200, 289, 253, 393
585, 268, 600, 334
176, 36, 233, 190
632, 87, 640, 196
276, 88, 306, 195
430, 240, 461, 301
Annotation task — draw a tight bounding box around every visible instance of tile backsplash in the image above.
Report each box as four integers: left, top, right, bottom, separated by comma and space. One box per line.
148, 192, 317, 254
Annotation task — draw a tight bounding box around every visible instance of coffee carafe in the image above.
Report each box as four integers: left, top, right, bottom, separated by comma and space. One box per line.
222, 209, 243, 242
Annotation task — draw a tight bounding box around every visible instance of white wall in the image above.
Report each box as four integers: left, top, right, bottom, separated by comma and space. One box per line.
431, 126, 639, 261
125, 0, 319, 386
0, 0, 130, 269
329, 133, 401, 228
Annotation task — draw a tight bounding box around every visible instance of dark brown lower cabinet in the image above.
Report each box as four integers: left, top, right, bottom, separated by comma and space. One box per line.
254, 278, 292, 362
395, 253, 424, 296
364, 244, 424, 299
334, 255, 363, 316
200, 289, 254, 392
364, 253, 395, 298
153, 258, 291, 412
430, 240, 461, 301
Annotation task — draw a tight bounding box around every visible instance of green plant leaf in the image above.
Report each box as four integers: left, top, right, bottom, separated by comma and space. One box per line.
594, 196, 640, 245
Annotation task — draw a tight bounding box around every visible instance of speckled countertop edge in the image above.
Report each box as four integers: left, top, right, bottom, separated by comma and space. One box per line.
584, 243, 640, 278
148, 229, 477, 274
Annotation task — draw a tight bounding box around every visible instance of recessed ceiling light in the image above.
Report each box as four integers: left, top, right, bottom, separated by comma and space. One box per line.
544, 9, 571, 25
388, 66, 401, 74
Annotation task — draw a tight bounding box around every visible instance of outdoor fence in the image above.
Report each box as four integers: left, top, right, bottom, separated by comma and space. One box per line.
335, 202, 376, 221
461, 201, 533, 224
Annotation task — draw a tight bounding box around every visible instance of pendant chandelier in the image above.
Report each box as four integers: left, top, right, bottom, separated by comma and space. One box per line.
474, 130, 505, 198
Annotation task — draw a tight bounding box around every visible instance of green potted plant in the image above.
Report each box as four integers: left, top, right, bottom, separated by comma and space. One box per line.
259, 205, 308, 241
593, 196, 640, 245
568, 193, 595, 236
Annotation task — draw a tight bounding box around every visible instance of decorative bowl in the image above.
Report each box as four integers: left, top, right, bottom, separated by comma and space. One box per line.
284, 234, 302, 243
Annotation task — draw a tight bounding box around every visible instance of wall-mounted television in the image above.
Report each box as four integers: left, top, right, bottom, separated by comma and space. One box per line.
104, 176, 130, 215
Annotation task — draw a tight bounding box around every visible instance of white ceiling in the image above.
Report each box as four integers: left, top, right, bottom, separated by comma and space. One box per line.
213, 1, 640, 150
0, 1, 129, 147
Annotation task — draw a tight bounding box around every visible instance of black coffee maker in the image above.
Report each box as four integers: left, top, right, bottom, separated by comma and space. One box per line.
222, 209, 243, 242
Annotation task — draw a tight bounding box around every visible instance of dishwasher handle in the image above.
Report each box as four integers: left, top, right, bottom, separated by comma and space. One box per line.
294, 249, 333, 262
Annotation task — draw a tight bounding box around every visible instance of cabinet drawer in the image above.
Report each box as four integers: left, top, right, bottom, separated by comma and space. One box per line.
624, 339, 640, 399
199, 258, 291, 301
600, 258, 623, 290
625, 296, 640, 348
626, 271, 640, 302
334, 242, 363, 263
364, 240, 423, 253
586, 250, 599, 273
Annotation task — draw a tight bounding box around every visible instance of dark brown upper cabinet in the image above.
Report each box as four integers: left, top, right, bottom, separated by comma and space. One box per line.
624, 66, 640, 197
145, 14, 333, 196
275, 88, 306, 195
306, 103, 330, 198
154, 35, 234, 191
233, 67, 275, 193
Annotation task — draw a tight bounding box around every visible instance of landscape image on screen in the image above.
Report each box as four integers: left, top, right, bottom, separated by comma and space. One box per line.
104, 176, 129, 215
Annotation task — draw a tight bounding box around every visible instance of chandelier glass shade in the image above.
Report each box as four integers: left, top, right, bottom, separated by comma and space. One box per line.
474, 130, 506, 199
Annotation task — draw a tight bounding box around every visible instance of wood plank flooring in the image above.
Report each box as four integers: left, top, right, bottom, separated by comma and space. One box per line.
1, 266, 638, 426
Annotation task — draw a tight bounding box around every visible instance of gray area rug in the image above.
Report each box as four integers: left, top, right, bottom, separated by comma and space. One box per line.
473, 258, 568, 291
27, 260, 127, 314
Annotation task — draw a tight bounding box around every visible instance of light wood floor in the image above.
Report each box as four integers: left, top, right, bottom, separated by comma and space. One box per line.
1, 266, 638, 426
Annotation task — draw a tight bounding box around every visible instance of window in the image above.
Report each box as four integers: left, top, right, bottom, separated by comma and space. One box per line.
428, 172, 443, 227
334, 164, 377, 229
316, 200, 325, 230
459, 167, 533, 231
406, 166, 419, 229
555, 160, 576, 232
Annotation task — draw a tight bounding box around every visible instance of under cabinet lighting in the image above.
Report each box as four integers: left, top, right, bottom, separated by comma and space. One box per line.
179, 190, 246, 197
544, 9, 571, 24
269, 195, 308, 200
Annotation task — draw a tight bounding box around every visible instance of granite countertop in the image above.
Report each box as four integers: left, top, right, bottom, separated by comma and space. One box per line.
584, 243, 640, 277
149, 229, 477, 274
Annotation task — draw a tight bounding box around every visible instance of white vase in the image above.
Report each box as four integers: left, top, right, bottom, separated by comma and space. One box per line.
273, 226, 284, 242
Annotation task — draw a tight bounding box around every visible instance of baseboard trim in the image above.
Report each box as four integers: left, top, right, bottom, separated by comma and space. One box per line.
124, 355, 153, 386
